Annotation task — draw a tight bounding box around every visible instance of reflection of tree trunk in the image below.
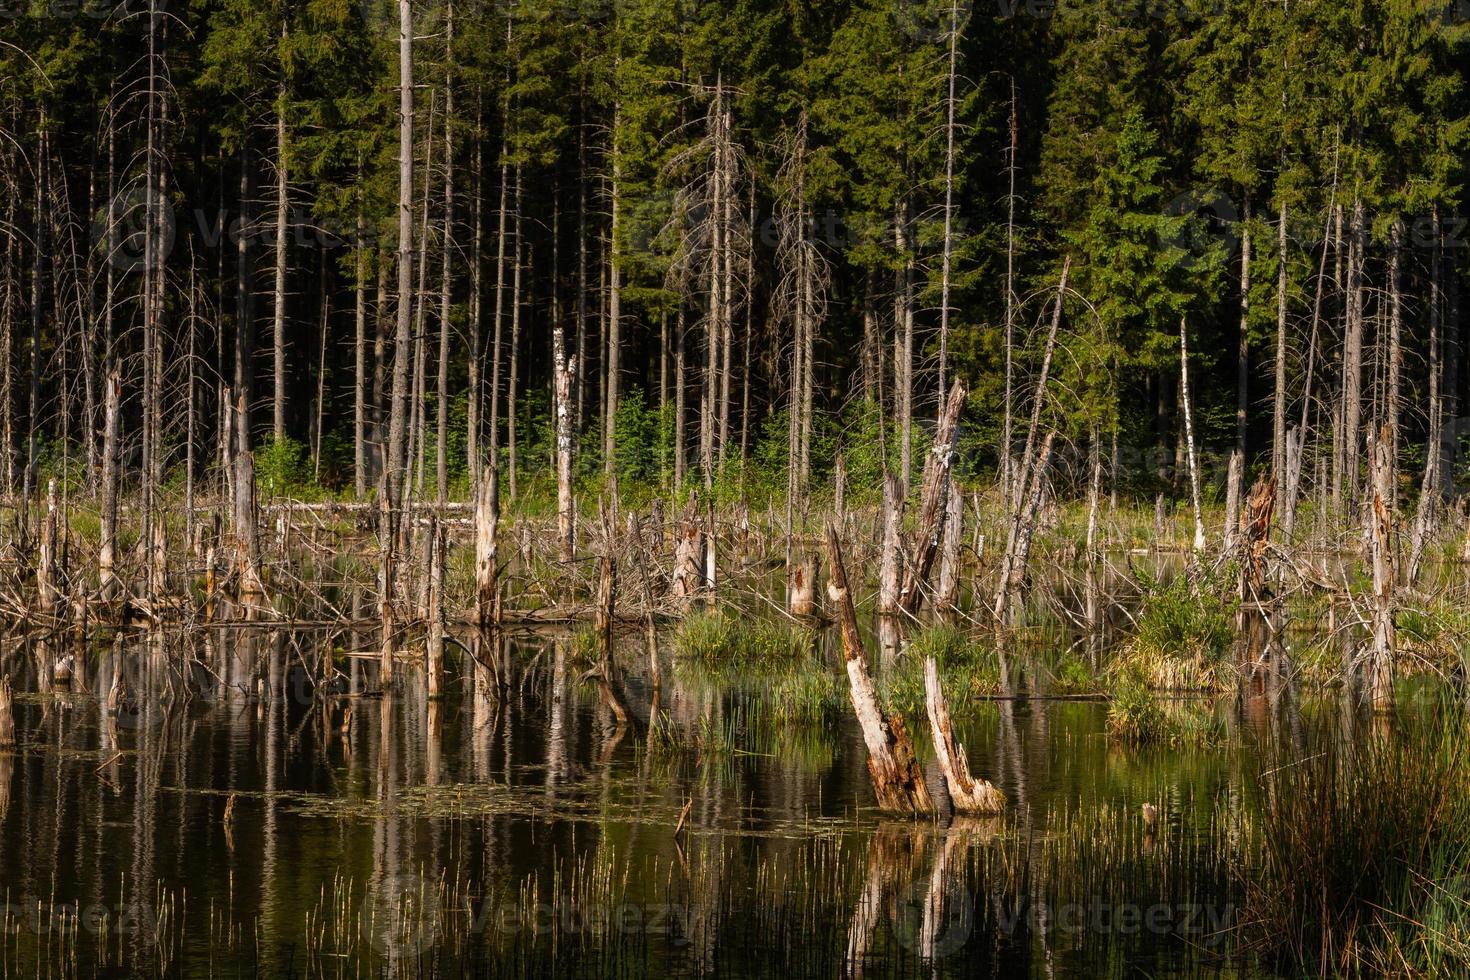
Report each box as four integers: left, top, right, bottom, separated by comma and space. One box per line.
846, 824, 924, 976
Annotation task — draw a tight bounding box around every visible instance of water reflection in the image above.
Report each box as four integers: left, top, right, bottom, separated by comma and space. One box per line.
0, 616, 1335, 977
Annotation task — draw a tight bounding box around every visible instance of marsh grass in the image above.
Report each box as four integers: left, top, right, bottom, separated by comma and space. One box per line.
1243, 704, 1470, 976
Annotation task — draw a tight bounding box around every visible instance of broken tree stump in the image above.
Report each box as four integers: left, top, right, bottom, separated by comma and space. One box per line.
789, 554, 819, 617
475, 472, 499, 628
671, 496, 704, 603
924, 657, 1005, 814
826, 523, 933, 815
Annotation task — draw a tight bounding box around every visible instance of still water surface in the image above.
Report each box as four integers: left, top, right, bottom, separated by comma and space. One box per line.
0, 622, 1298, 977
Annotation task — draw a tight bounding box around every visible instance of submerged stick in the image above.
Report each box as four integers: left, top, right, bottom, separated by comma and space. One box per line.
825, 522, 933, 815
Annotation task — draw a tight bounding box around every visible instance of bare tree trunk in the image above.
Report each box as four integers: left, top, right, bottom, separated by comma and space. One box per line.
436, 4, 454, 508
272, 67, 290, 444
674, 308, 686, 487
426, 516, 444, 698
878, 472, 903, 615
508, 165, 523, 502
1367, 426, 1395, 711
1386, 217, 1403, 498
1179, 318, 1207, 553
382, 0, 415, 683
474, 473, 498, 628
354, 215, 368, 497
553, 279, 576, 563
1001, 79, 1019, 511
604, 104, 623, 481
99, 372, 120, 597
1235, 202, 1252, 465
897, 382, 966, 618
894, 201, 914, 488
1340, 200, 1365, 514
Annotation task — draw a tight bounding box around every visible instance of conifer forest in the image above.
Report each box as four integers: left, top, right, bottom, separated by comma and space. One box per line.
2, 0, 1470, 976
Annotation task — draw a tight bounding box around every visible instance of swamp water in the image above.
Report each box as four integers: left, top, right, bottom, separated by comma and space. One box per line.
0, 619, 1411, 978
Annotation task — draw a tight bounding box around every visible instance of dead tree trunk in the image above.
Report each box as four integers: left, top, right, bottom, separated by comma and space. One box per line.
826, 523, 933, 815
99, 371, 120, 598
992, 430, 1057, 623
670, 496, 704, 604
1368, 427, 1396, 712
0, 679, 12, 747
878, 472, 903, 615
38, 480, 59, 614
231, 392, 262, 596
1179, 318, 1207, 553
935, 481, 961, 614
789, 554, 818, 617
426, 516, 445, 698
475, 472, 498, 628
924, 657, 1004, 814
895, 381, 965, 618
1237, 475, 1275, 675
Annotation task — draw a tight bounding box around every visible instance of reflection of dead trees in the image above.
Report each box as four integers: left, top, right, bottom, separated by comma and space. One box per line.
846, 824, 924, 973
846, 819, 997, 975
826, 524, 933, 815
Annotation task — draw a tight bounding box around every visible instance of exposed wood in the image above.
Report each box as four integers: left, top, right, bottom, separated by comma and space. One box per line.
924, 657, 1004, 814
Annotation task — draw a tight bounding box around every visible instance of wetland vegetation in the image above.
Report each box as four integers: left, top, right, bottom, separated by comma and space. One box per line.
5, 0, 1470, 975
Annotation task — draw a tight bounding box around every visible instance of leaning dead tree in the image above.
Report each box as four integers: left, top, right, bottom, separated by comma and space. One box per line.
992, 260, 1069, 624
895, 381, 966, 618
826, 523, 933, 815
